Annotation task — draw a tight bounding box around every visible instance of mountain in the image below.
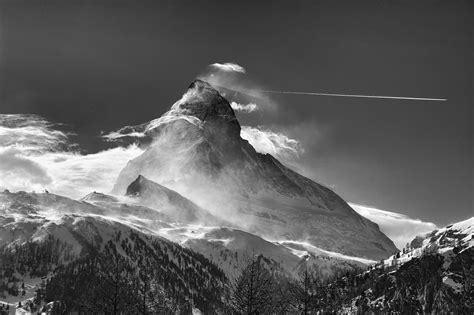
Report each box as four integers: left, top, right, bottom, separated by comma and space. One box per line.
121, 177, 375, 277
0, 190, 227, 313
379, 216, 473, 268
1, 182, 379, 312
333, 217, 474, 313
112, 79, 397, 260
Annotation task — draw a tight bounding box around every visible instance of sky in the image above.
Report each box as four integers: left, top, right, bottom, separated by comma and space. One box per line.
0, 0, 472, 231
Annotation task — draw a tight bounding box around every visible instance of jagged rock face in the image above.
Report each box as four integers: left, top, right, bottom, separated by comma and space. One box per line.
175, 80, 241, 135
113, 80, 398, 260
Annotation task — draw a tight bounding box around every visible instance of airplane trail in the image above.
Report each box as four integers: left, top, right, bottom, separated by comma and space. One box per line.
256, 90, 447, 101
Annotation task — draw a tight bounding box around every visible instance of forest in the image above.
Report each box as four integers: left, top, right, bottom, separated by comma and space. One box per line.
1, 231, 472, 314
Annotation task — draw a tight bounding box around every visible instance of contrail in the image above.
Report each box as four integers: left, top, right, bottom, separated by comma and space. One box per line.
256, 90, 447, 101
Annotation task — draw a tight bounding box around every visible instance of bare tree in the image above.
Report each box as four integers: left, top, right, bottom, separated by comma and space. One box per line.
231, 256, 276, 314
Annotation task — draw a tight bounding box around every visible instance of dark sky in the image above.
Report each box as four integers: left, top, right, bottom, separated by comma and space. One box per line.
0, 0, 472, 225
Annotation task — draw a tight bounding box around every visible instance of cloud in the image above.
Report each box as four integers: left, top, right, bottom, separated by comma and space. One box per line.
241, 126, 303, 162
0, 147, 53, 191
350, 203, 438, 249
102, 130, 147, 141
198, 63, 278, 113
34, 146, 144, 198
0, 114, 143, 198
230, 102, 258, 113
0, 114, 71, 153
102, 87, 205, 142
209, 62, 246, 73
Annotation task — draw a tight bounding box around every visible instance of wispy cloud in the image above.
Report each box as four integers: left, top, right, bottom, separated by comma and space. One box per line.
34, 146, 144, 198
0, 114, 72, 153
350, 203, 438, 249
230, 102, 258, 113
241, 126, 303, 162
198, 62, 279, 114
0, 114, 143, 198
102, 87, 205, 142
209, 62, 246, 73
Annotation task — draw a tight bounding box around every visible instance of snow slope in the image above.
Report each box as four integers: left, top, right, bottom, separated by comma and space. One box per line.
0, 187, 374, 283
379, 217, 473, 268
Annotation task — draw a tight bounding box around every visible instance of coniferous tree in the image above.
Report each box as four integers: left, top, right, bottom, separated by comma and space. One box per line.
82, 244, 137, 314
286, 267, 321, 314
231, 256, 276, 314
134, 266, 175, 314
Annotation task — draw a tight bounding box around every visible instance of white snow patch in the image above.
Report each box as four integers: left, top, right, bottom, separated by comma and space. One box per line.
277, 240, 376, 264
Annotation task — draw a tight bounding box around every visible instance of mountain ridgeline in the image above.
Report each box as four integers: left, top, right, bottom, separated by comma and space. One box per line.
113, 79, 397, 260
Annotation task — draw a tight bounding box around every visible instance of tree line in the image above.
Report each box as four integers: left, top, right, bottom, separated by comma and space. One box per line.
229, 248, 473, 314
3, 231, 472, 314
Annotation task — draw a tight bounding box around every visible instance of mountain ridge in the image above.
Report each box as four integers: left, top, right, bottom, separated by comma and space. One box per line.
124, 174, 222, 225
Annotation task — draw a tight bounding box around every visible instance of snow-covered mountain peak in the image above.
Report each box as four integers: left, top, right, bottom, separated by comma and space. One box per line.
110, 81, 398, 260
416, 217, 473, 253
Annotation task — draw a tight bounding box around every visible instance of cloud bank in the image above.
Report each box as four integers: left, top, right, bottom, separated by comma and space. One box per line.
350, 203, 438, 249
0, 114, 143, 198
0, 147, 53, 188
